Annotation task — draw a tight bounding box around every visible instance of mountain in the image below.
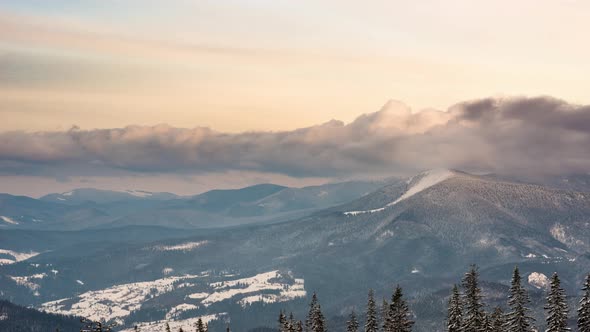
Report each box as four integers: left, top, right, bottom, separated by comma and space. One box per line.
2, 170, 590, 331
0, 299, 81, 332
41, 188, 179, 205
1, 180, 386, 231
187, 184, 288, 213
0, 194, 110, 229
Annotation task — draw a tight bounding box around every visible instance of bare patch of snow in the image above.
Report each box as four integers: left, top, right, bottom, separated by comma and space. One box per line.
0, 249, 40, 265
528, 272, 549, 289
0, 216, 19, 225
376, 230, 394, 242
150, 241, 209, 252
10, 273, 47, 291
166, 303, 199, 319
550, 223, 585, 248
187, 292, 209, 300
76, 280, 85, 285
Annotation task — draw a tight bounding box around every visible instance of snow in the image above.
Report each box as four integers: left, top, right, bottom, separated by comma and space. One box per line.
62, 191, 73, 196
162, 267, 175, 275
0, 313, 8, 321
41, 274, 200, 322
76, 280, 85, 285
10, 273, 47, 291
40, 270, 304, 324
150, 241, 209, 252
411, 268, 420, 274
0, 216, 19, 225
203, 271, 305, 307
187, 292, 209, 299
344, 169, 455, 216
166, 303, 199, 319
391, 169, 455, 204
524, 253, 537, 258
57, 197, 66, 201
0, 249, 40, 265
550, 223, 585, 247
528, 272, 549, 289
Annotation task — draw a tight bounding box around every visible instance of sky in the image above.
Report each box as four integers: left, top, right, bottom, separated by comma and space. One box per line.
1, 0, 590, 196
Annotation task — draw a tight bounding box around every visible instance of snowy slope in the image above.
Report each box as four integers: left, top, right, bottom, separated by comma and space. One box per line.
344, 169, 455, 215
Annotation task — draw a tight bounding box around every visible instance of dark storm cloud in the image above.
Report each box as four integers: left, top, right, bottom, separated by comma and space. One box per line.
1, 96, 589, 178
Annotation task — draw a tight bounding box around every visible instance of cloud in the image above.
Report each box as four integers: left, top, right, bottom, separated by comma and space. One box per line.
1, 96, 589, 179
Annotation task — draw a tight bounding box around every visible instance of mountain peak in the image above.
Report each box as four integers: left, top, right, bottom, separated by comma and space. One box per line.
397, 168, 456, 203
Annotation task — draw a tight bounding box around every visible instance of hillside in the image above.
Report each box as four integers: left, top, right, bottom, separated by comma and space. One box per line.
0, 300, 81, 332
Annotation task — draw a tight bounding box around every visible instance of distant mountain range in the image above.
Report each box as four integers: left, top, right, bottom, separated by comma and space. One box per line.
1, 170, 589, 331
0, 180, 387, 230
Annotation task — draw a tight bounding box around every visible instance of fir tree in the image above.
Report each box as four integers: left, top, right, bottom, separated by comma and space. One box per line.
382, 298, 390, 332
489, 307, 505, 332
462, 265, 486, 332
296, 320, 304, 332
179, 328, 184, 332
578, 274, 590, 332
279, 310, 287, 332
447, 285, 463, 332
365, 289, 379, 332
289, 312, 297, 332
545, 273, 570, 332
196, 318, 206, 332
483, 313, 492, 332
307, 292, 326, 332
388, 285, 414, 332
165, 322, 171, 332
347, 310, 359, 332
505, 267, 535, 332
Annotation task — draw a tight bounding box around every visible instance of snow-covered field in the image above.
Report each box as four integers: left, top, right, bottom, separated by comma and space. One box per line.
0, 249, 40, 265
39, 270, 305, 326
40, 274, 200, 323
203, 270, 305, 307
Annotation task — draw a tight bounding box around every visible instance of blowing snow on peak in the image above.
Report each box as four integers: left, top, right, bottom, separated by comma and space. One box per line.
344, 169, 456, 215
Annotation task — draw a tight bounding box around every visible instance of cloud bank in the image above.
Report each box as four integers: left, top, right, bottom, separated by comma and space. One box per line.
1, 96, 589, 179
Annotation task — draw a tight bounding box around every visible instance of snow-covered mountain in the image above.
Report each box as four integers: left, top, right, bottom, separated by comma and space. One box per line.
41, 188, 179, 205
1, 170, 590, 331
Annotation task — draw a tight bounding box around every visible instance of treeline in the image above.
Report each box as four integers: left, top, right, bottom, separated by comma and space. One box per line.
278, 265, 590, 332
0, 300, 80, 332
